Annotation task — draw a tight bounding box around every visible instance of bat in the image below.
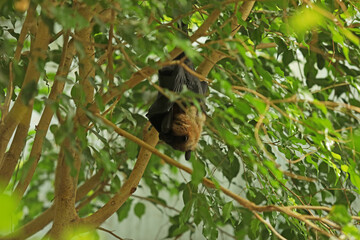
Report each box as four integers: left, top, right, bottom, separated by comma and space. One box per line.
147, 53, 208, 160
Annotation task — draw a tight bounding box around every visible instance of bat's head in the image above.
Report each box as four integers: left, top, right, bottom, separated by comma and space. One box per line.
160, 106, 205, 160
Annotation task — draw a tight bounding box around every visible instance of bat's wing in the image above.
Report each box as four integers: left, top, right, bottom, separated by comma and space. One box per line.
183, 64, 208, 113
200, 81, 208, 95
146, 64, 187, 133
147, 95, 174, 133
183, 60, 208, 96
159, 65, 186, 92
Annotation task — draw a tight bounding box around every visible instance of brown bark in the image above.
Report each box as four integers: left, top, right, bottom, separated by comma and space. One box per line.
13, 38, 76, 199
14, 6, 36, 61
51, 8, 96, 237
0, 107, 32, 191
1, 6, 36, 124
0, 17, 51, 168
51, 146, 81, 238
0, 7, 37, 182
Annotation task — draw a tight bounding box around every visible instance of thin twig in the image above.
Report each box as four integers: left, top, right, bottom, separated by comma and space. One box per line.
253, 211, 287, 240
288, 150, 317, 164
97, 227, 124, 240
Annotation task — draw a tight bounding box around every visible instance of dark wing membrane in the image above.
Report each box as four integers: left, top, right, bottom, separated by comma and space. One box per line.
158, 65, 178, 90
147, 63, 187, 133
183, 61, 207, 96
159, 65, 187, 93
146, 94, 174, 133
200, 81, 208, 95
183, 64, 208, 112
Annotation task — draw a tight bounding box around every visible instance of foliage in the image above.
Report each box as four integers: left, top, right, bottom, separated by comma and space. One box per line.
0, 0, 360, 239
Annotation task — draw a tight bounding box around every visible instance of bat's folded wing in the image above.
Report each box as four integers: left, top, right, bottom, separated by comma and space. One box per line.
146, 95, 174, 133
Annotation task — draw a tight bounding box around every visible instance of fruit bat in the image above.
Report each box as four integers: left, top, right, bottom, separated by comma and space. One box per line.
147, 53, 207, 160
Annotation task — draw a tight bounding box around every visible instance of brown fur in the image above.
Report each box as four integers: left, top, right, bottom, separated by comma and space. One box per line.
170, 106, 206, 152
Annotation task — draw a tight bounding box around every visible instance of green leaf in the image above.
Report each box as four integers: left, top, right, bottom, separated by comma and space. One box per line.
71, 83, 86, 105
134, 202, 146, 219
331, 152, 341, 161
289, 7, 324, 35
348, 163, 360, 193
343, 224, 360, 239
313, 100, 327, 115
244, 94, 267, 114
51, 6, 89, 30
117, 199, 132, 222
179, 199, 194, 224
329, 205, 352, 226
222, 201, 233, 222
0, 194, 20, 234
250, 218, 260, 236
191, 159, 205, 186
341, 165, 349, 173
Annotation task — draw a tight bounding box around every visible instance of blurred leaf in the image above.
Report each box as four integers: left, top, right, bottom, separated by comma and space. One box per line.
50, 6, 89, 30
179, 198, 194, 225
134, 202, 146, 219
117, 199, 133, 222
191, 158, 205, 186
0, 194, 21, 234
289, 7, 324, 36
329, 205, 352, 226
222, 201, 233, 222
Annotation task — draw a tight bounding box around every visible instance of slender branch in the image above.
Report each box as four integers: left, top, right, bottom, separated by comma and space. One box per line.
106, 9, 115, 88
197, 1, 255, 76
0, 16, 51, 168
14, 5, 36, 61
13, 37, 75, 199
303, 216, 341, 229
0, 107, 32, 192
288, 150, 317, 164
253, 211, 287, 240
82, 121, 159, 227
97, 227, 124, 240
1, 62, 14, 123
254, 103, 273, 160
132, 194, 180, 213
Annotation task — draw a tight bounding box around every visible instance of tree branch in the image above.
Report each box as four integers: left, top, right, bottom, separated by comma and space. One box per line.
197, 1, 255, 76
0, 15, 51, 168
253, 211, 287, 240
13, 37, 75, 199
0, 107, 32, 192
82, 121, 159, 227
2, 169, 104, 240
51, 9, 96, 236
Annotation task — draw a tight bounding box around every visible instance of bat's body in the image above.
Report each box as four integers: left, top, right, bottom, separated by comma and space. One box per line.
147, 53, 207, 160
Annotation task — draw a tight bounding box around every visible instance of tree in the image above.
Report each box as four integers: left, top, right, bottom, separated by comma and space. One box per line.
0, 0, 360, 239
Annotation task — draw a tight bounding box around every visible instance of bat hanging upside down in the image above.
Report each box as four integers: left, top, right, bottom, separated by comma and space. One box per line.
146, 53, 208, 160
